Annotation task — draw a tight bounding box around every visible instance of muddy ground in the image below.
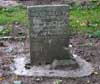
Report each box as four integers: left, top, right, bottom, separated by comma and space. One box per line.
0, 34, 100, 84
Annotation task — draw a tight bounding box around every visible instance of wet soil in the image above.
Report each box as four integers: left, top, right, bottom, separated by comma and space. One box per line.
0, 34, 100, 84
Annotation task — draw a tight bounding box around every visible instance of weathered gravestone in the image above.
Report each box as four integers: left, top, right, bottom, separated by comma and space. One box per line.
13, 4, 93, 78
28, 5, 77, 67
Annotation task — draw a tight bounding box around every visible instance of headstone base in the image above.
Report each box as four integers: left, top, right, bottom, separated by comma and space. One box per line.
13, 54, 94, 78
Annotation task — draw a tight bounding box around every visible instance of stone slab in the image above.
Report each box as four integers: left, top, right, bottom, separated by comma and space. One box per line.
28, 5, 75, 65
13, 54, 94, 78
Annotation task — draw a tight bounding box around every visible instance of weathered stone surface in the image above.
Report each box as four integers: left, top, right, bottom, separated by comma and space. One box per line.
28, 5, 76, 65
13, 55, 94, 77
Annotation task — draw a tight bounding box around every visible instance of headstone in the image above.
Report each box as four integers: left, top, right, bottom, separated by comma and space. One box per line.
28, 5, 77, 66
13, 4, 94, 78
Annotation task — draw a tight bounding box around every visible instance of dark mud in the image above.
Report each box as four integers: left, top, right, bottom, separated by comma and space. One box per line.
0, 34, 100, 84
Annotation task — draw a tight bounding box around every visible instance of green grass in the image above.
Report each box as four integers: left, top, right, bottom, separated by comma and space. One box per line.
0, 6, 27, 25
70, 5, 100, 34
0, 4, 100, 37
0, 26, 12, 36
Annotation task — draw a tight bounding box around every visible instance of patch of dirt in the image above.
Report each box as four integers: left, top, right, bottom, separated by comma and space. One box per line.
0, 0, 18, 7
0, 34, 100, 84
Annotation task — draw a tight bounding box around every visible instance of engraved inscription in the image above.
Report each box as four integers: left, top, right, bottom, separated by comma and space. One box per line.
28, 5, 70, 65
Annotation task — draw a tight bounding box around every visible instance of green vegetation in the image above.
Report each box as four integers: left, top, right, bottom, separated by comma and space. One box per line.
70, 5, 100, 35
0, 2, 100, 37
0, 6, 27, 36
0, 26, 11, 36
89, 30, 100, 38
54, 80, 62, 84
0, 6, 27, 25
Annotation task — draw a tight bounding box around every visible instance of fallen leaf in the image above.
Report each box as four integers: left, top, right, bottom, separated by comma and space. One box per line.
0, 77, 6, 81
